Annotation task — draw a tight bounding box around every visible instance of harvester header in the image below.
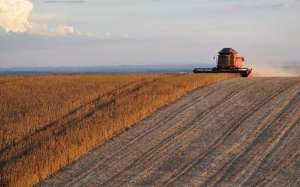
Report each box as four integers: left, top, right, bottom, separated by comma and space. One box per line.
193, 48, 252, 77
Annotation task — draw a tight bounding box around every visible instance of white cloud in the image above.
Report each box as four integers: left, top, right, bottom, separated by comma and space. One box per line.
28, 22, 80, 36
0, 0, 129, 39
54, 25, 75, 35
0, 0, 82, 36
0, 0, 33, 32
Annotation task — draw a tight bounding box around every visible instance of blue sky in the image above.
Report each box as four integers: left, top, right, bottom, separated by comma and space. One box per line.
0, 0, 300, 67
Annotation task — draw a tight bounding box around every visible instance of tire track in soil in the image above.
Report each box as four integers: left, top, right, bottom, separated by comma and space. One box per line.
201, 92, 300, 187
247, 118, 300, 187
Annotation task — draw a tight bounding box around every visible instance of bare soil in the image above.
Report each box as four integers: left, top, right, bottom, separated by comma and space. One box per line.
39, 77, 300, 187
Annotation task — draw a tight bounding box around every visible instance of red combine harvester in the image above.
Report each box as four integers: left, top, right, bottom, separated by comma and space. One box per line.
193, 48, 252, 77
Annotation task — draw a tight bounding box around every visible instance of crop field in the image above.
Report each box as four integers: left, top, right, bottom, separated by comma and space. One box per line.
0, 73, 236, 187
40, 77, 300, 187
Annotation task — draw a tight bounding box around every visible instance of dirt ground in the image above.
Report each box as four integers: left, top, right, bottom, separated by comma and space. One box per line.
39, 77, 300, 187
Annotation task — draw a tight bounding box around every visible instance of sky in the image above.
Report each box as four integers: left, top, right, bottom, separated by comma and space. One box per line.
0, 0, 300, 68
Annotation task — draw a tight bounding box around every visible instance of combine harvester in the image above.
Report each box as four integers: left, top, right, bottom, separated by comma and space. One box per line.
193, 48, 252, 77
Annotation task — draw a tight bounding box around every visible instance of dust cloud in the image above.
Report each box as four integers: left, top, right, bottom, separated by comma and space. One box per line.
251, 64, 299, 77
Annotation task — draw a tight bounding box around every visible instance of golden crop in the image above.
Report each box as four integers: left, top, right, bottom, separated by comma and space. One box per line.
0, 73, 237, 186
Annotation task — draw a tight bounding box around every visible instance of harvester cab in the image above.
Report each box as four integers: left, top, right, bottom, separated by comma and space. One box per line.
193, 48, 252, 77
